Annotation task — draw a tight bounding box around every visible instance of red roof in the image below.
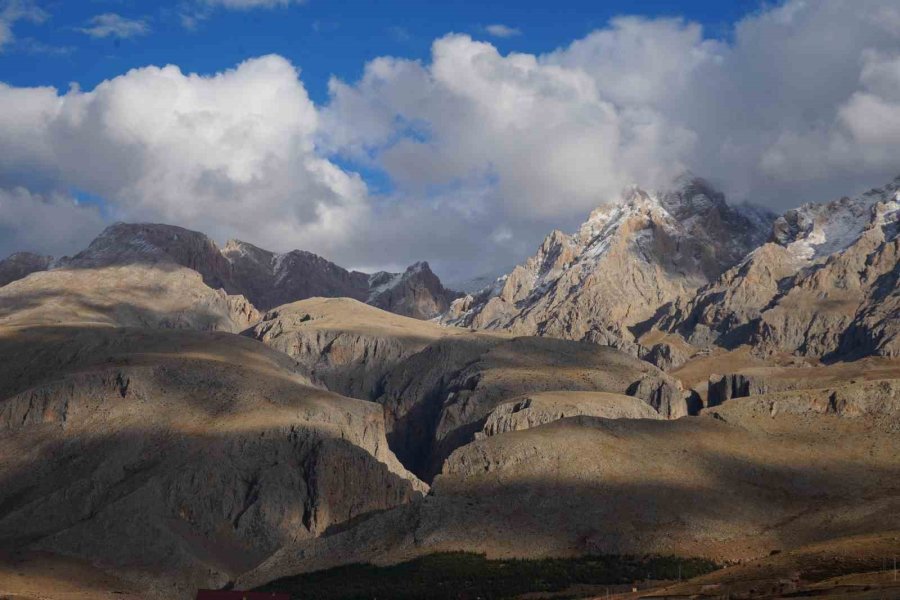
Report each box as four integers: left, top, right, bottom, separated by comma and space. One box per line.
196, 591, 289, 600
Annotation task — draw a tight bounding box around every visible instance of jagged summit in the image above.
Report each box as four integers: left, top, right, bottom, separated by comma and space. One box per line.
367, 261, 460, 320
774, 176, 900, 261
661, 174, 900, 359
443, 176, 775, 355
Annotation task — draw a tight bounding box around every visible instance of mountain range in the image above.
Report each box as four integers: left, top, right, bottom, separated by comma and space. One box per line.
1, 223, 460, 321
1, 174, 899, 599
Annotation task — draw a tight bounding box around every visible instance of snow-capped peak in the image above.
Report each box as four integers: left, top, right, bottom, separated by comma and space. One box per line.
775, 176, 900, 262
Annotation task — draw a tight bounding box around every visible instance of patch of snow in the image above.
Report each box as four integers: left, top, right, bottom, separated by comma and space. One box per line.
367, 271, 405, 301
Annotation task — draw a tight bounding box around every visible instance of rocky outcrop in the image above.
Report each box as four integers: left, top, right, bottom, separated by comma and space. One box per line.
249, 299, 687, 481
706, 373, 771, 407
659, 243, 802, 349
241, 386, 900, 590
0, 252, 52, 287
704, 379, 900, 421
477, 391, 661, 438
443, 176, 773, 355
626, 375, 689, 418
640, 340, 691, 371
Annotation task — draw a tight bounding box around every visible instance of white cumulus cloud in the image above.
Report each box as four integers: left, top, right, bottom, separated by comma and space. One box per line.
0, 55, 369, 261
318, 0, 900, 277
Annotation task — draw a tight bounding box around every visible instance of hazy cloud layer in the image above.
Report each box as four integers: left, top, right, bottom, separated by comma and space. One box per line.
484, 24, 521, 38
3, 0, 900, 280
77, 13, 150, 39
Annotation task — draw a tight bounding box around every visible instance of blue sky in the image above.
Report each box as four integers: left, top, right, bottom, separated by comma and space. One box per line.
2, 0, 900, 281
1, 0, 763, 104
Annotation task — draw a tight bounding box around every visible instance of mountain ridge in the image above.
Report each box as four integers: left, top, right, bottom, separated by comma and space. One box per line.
0, 222, 460, 321
442, 176, 776, 358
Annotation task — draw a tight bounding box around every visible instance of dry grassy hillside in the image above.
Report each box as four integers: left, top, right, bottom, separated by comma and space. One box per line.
0, 265, 259, 333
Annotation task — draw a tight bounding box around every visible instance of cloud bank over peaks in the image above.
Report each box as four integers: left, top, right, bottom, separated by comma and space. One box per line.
4, 0, 900, 281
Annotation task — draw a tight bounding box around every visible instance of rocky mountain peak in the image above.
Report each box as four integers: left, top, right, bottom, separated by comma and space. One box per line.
661, 173, 900, 360
773, 179, 900, 262
444, 176, 774, 355
60, 222, 234, 289
368, 261, 461, 320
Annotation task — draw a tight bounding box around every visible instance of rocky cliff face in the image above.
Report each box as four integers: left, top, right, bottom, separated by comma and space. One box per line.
662, 176, 900, 360
241, 382, 900, 590
443, 176, 773, 356
375, 336, 685, 480
0, 252, 53, 288
477, 391, 661, 439
247, 298, 456, 400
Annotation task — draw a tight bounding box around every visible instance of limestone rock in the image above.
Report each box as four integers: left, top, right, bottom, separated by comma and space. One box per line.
706, 373, 770, 407
241, 381, 900, 589
640, 340, 691, 370
376, 335, 684, 480
626, 374, 688, 418
249, 299, 684, 482
247, 298, 456, 399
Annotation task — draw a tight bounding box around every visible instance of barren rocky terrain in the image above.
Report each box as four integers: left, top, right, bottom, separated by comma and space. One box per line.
1, 174, 899, 600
